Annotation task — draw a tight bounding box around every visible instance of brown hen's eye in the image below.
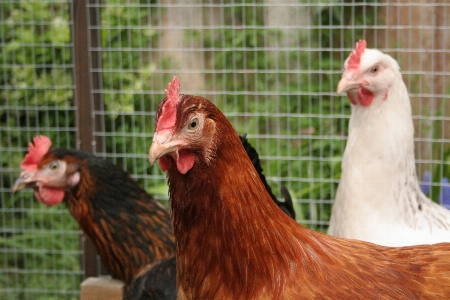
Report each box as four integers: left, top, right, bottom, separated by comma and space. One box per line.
188, 118, 199, 131
371, 66, 379, 73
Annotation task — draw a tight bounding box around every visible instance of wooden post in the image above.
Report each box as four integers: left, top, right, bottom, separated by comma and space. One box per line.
71, 0, 105, 279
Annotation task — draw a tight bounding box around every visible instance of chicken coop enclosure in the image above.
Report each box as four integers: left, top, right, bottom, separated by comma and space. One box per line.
1, 0, 450, 298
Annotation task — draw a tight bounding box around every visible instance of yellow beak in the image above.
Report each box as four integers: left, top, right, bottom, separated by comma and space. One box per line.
336, 72, 359, 95
149, 130, 186, 164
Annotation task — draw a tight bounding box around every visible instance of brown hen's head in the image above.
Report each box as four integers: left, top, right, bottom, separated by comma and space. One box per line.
149, 76, 237, 176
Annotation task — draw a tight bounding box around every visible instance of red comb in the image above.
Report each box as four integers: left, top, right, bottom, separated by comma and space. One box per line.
165, 76, 181, 105
347, 40, 366, 70
156, 76, 181, 131
21, 135, 52, 172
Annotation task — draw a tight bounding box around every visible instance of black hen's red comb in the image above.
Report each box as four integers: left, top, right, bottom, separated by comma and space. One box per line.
21, 135, 52, 172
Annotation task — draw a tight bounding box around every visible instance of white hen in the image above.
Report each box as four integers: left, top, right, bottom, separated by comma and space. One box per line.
328, 40, 450, 246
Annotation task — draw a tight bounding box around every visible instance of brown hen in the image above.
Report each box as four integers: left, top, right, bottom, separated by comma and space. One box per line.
149, 76, 450, 300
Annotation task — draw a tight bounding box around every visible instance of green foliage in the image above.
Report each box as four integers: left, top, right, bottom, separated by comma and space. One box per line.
0, 1, 79, 298
99, 0, 162, 177
0, 199, 81, 300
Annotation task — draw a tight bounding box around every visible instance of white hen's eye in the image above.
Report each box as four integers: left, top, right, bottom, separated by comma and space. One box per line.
188, 118, 199, 131
48, 161, 60, 171
371, 65, 379, 74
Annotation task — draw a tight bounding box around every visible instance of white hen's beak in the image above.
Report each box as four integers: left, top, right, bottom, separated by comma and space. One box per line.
149, 130, 186, 164
337, 72, 360, 94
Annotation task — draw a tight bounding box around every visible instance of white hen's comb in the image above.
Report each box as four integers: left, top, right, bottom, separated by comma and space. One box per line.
347, 40, 366, 70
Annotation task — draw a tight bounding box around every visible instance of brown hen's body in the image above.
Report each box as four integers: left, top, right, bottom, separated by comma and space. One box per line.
149, 77, 450, 300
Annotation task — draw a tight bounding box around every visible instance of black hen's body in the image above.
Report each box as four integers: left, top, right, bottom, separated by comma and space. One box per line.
239, 135, 296, 219
123, 256, 177, 300
48, 149, 176, 291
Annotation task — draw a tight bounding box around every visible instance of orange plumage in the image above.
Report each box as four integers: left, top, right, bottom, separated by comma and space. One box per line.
149, 76, 450, 299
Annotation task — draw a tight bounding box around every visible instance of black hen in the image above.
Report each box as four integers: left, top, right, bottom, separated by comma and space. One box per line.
12, 136, 175, 298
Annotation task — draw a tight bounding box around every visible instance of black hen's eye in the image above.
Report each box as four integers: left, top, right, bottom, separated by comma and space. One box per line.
48, 161, 59, 171
188, 118, 199, 131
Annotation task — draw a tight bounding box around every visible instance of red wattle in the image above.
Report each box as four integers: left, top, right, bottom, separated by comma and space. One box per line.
177, 149, 195, 174
35, 187, 65, 206
358, 88, 374, 106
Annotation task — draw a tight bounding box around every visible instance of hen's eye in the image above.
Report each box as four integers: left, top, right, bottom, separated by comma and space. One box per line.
188, 118, 199, 131
48, 161, 59, 171
371, 65, 379, 73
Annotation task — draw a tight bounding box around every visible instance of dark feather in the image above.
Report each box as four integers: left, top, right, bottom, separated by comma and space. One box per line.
42, 149, 176, 285
123, 256, 177, 300
239, 134, 296, 219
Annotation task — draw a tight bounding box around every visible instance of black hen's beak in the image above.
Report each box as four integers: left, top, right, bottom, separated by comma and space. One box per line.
12, 171, 36, 193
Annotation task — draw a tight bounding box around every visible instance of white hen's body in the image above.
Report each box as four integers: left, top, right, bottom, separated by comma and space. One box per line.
328, 45, 450, 246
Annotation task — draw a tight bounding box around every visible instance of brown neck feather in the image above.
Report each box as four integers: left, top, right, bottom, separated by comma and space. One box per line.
167, 125, 304, 299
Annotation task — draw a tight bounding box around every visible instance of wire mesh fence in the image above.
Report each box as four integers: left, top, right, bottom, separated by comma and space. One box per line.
1, 0, 449, 298
1, 1, 82, 299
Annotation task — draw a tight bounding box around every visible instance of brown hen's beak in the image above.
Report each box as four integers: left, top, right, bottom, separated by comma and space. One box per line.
337, 73, 359, 95
149, 130, 186, 164
12, 171, 36, 193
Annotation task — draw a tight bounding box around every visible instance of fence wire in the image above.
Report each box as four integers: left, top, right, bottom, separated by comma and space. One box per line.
1, 0, 449, 298
0, 1, 82, 299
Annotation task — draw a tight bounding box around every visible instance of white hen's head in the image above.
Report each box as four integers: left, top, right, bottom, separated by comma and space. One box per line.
337, 40, 402, 107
